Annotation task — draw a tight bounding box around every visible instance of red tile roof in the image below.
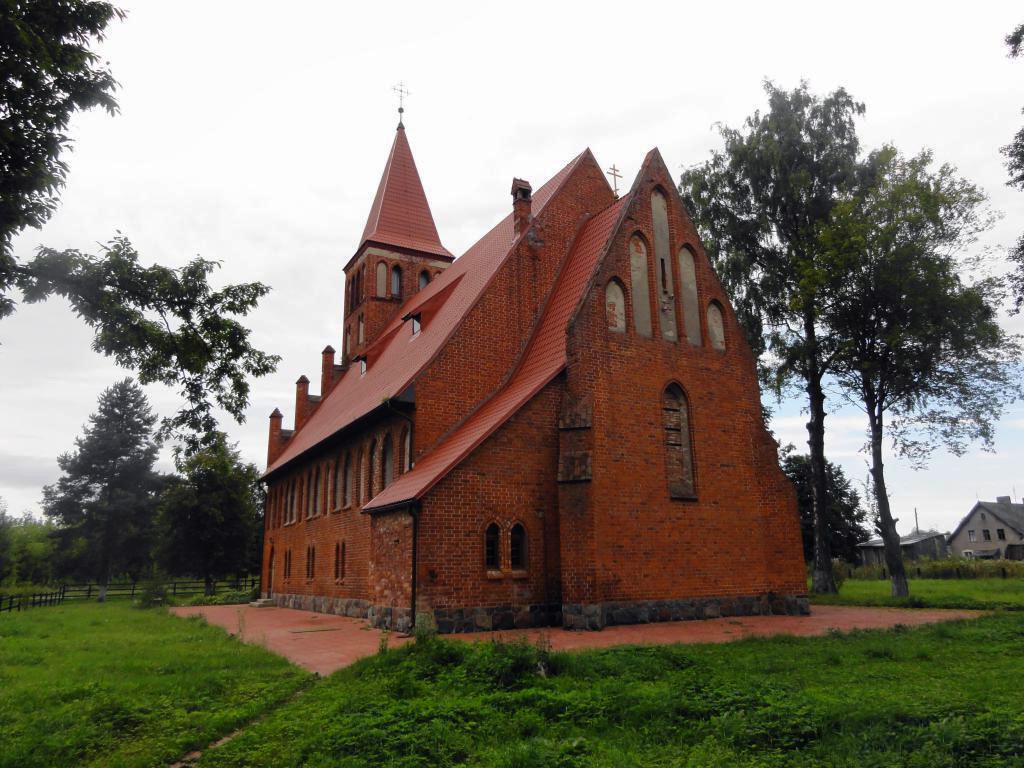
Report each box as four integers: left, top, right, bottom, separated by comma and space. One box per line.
364, 193, 630, 511
266, 150, 592, 477
357, 126, 453, 260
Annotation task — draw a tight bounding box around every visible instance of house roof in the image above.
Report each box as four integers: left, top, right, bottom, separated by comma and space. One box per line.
355, 125, 453, 261
364, 193, 630, 511
949, 500, 1024, 541
265, 150, 591, 478
859, 530, 946, 548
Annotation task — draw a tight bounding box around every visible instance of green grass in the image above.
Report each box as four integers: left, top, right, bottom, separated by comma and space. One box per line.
0, 602, 309, 768
200, 613, 1024, 767
813, 577, 1024, 611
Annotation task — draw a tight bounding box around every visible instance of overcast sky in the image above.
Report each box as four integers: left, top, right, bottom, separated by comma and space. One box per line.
2, 1, 1022, 536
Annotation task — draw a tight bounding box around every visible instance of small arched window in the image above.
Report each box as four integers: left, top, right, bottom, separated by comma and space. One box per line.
391, 265, 402, 297
510, 524, 527, 570
707, 302, 726, 350
663, 384, 696, 499
605, 280, 626, 332
343, 453, 353, 507
376, 262, 388, 297
485, 523, 500, 570
419, 270, 430, 290
382, 434, 394, 488
401, 427, 412, 472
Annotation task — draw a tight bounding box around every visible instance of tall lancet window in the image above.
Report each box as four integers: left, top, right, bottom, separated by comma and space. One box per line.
662, 384, 696, 499
651, 191, 677, 341
628, 235, 652, 338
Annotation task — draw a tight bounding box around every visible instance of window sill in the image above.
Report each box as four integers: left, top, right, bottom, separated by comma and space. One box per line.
485, 570, 504, 580
510, 570, 529, 580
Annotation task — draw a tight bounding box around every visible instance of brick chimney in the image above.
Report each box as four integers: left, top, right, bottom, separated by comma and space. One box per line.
294, 375, 311, 431
321, 346, 336, 396
511, 178, 532, 238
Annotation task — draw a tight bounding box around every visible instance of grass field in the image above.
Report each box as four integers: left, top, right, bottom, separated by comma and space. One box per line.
198, 612, 1024, 767
0, 603, 309, 768
812, 577, 1024, 611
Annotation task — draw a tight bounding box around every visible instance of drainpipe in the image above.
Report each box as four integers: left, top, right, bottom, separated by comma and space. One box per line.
410, 501, 420, 632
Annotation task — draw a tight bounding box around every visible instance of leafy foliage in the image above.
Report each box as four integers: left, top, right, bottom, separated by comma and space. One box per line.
41, 378, 162, 586
0, 0, 123, 278
780, 449, 869, 563
18, 236, 280, 451
157, 433, 264, 591
0, 513, 57, 585
1005, 23, 1024, 312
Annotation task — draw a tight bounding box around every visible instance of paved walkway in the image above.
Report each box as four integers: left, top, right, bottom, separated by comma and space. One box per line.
171, 604, 982, 676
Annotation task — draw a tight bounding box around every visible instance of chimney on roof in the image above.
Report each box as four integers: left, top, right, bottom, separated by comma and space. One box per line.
295, 375, 311, 431
997, 495, 1012, 506
511, 178, 532, 238
321, 346, 336, 396
267, 408, 285, 466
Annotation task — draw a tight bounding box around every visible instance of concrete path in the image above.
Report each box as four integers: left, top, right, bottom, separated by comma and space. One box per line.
171, 604, 982, 677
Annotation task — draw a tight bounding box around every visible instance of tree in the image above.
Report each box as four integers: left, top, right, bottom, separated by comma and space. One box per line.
2, 515, 57, 584
0, 497, 11, 580
1003, 23, 1024, 313
820, 147, 1023, 596
680, 81, 867, 593
42, 378, 162, 598
157, 433, 263, 593
780, 449, 870, 564
1, 3, 279, 449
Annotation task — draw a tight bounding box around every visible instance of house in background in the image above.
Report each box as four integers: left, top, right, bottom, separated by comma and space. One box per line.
858, 530, 948, 566
948, 497, 1024, 560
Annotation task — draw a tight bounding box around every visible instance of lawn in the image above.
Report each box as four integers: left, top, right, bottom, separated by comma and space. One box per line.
812, 577, 1024, 611
199, 612, 1024, 767
0, 602, 309, 768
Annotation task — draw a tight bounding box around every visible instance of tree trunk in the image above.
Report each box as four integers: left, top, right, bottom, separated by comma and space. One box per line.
205, 574, 215, 596
867, 398, 908, 597
805, 314, 836, 594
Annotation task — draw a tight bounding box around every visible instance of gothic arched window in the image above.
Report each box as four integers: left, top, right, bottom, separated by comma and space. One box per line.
707, 302, 726, 350
485, 523, 500, 570
678, 246, 701, 345
510, 523, 527, 570
662, 384, 696, 499
401, 427, 412, 472
368, 439, 378, 498
376, 262, 387, 297
419, 270, 430, 290
381, 434, 394, 488
651, 191, 677, 341
332, 455, 342, 510
605, 279, 626, 332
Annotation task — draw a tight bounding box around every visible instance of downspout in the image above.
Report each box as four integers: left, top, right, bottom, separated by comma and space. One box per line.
410, 501, 420, 632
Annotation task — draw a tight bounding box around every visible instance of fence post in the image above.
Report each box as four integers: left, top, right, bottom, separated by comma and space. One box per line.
131, 582, 136, 598
86, 583, 92, 600
172, 582, 177, 596
1002, 567, 1007, 579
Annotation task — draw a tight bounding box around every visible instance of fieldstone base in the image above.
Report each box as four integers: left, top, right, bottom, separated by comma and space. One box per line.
562, 594, 811, 631
273, 593, 371, 619
431, 603, 561, 634
368, 605, 414, 633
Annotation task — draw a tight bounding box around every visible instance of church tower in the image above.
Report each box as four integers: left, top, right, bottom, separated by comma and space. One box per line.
342, 122, 453, 362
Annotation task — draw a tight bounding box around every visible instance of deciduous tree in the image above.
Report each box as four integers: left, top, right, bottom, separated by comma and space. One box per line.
820, 147, 1023, 596
681, 81, 866, 593
42, 378, 162, 597
1003, 22, 1024, 313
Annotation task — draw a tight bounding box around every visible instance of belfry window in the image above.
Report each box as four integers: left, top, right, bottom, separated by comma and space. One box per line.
419, 270, 430, 290
662, 384, 696, 499
485, 523, 500, 570
376, 261, 387, 297
510, 524, 527, 570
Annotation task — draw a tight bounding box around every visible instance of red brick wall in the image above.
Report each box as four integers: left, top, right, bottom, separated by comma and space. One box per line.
560, 154, 805, 607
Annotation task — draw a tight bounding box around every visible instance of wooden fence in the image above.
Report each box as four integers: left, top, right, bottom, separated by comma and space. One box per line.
0, 577, 257, 614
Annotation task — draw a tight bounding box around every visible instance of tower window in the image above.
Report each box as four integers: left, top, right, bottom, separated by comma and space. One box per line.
391, 265, 402, 297
485, 523, 500, 570
376, 261, 388, 297
419, 270, 430, 290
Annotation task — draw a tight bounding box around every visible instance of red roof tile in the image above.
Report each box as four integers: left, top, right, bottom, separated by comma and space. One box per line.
266, 150, 591, 477
364, 193, 630, 511
357, 126, 453, 259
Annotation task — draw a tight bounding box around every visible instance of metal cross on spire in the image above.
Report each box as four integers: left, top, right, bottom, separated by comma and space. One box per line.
392, 81, 410, 128
606, 164, 622, 197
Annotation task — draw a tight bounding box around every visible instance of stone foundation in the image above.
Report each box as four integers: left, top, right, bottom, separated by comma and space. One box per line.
431, 603, 561, 634
562, 594, 810, 631
273, 593, 371, 619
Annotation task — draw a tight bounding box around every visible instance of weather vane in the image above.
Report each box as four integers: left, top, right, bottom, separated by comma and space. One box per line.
392, 81, 410, 128
606, 164, 622, 197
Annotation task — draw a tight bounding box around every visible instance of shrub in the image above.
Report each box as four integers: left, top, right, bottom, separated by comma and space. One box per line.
135, 575, 168, 608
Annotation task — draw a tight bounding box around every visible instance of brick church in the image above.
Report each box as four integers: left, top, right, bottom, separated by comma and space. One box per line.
260, 117, 807, 633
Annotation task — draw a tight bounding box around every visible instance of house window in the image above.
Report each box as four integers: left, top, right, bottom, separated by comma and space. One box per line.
382, 435, 394, 488
510, 523, 527, 570
628, 235, 652, 338
411, 314, 421, 336
343, 453, 353, 507
485, 523, 500, 570
983, 529, 992, 541
663, 384, 696, 499
376, 261, 388, 297
419, 270, 430, 290
968, 530, 976, 542
391, 265, 402, 297
605, 279, 626, 332
707, 302, 726, 350
997, 528, 1006, 540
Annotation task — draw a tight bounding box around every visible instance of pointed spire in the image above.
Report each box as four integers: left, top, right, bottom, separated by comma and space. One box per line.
357, 126, 453, 259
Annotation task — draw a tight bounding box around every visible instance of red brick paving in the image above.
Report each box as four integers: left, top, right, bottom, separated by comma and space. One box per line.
170, 604, 982, 677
